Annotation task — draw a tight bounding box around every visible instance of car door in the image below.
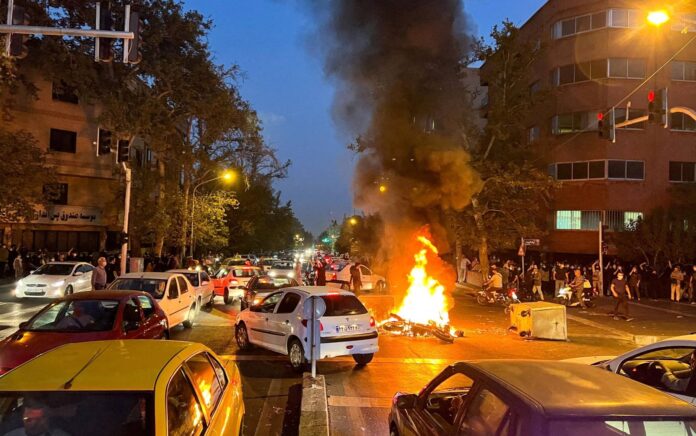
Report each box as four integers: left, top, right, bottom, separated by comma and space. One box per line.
81, 264, 95, 291
266, 292, 302, 353
166, 277, 184, 326
184, 352, 228, 429
121, 297, 145, 339
200, 271, 213, 300
70, 265, 89, 292
247, 292, 284, 348
360, 266, 373, 290
456, 385, 519, 435
137, 294, 166, 338
177, 276, 195, 311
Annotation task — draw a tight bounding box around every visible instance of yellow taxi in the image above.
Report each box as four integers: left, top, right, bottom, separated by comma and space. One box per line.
0, 340, 244, 435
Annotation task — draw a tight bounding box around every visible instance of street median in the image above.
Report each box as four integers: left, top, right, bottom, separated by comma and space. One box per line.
299, 372, 329, 436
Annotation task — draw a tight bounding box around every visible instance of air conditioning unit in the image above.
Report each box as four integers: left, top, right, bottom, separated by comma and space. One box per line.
509, 302, 567, 341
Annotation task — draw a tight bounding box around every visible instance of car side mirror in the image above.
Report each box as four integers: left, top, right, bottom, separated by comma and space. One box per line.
396, 394, 417, 410
73, 271, 84, 277
18, 321, 28, 330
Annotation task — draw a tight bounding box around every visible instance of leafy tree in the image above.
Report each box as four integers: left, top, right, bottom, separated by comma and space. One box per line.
335, 215, 383, 262
454, 21, 556, 275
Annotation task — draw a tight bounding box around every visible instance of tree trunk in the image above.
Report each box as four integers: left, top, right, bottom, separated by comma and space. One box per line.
154, 159, 166, 257
472, 197, 491, 279
180, 174, 190, 261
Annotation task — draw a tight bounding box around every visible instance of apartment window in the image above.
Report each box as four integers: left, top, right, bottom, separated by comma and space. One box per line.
554, 61, 606, 86
553, 11, 607, 39
671, 61, 696, 81
608, 58, 645, 79
556, 210, 601, 230
608, 160, 644, 180
528, 126, 540, 144
552, 112, 592, 134
589, 160, 606, 178
49, 129, 77, 153
670, 113, 696, 131
669, 161, 696, 182
609, 9, 642, 28
672, 14, 696, 33
606, 210, 643, 231
556, 163, 572, 180
43, 183, 68, 205
551, 160, 642, 181
52, 81, 78, 104
615, 108, 647, 129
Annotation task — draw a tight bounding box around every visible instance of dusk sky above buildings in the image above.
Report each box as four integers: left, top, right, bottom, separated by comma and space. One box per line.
186, 0, 547, 235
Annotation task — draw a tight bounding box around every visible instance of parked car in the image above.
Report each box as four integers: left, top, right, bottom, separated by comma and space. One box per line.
109, 272, 198, 330
0, 340, 244, 435
389, 360, 696, 436
325, 262, 386, 292
565, 333, 696, 405
212, 266, 263, 304
167, 268, 215, 312
0, 291, 167, 375
15, 262, 94, 298
235, 286, 378, 371
241, 275, 299, 309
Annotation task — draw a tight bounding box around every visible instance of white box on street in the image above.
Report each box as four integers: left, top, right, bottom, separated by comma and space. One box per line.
509, 301, 567, 341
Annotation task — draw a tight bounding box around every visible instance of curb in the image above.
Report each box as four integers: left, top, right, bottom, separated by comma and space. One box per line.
299, 373, 329, 436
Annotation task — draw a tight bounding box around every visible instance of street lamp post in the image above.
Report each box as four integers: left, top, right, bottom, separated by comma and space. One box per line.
189, 170, 234, 258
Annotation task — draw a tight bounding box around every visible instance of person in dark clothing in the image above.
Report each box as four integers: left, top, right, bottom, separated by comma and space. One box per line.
314, 260, 326, 286
628, 266, 641, 301
7, 245, 17, 277
105, 257, 118, 284
611, 272, 633, 321
349, 263, 362, 293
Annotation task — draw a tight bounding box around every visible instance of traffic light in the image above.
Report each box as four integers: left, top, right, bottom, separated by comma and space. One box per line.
127, 11, 143, 65
598, 110, 615, 142
97, 128, 112, 156
96, 3, 114, 62
648, 88, 669, 126
9, 6, 29, 59
117, 139, 130, 163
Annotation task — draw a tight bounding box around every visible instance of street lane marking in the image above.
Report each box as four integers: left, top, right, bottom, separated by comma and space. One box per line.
253, 378, 284, 436
328, 396, 392, 409
220, 354, 453, 365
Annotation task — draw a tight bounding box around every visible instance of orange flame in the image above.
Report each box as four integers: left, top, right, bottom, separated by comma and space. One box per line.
394, 234, 450, 328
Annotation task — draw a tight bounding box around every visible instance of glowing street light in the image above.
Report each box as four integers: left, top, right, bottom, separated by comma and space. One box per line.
349, 217, 358, 226
221, 170, 236, 182
379, 184, 387, 193
647, 10, 670, 26
190, 169, 237, 257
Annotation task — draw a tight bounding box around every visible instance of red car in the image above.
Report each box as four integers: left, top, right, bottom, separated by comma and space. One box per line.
0, 290, 167, 375
212, 265, 263, 304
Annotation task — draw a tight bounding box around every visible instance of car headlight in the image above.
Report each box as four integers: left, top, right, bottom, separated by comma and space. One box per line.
288, 272, 295, 278
269, 271, 277, 277
52, 280, 66, 287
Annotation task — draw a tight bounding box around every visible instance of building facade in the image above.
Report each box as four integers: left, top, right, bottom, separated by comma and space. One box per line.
517, 0, 696, 255
1, 76, 123, 253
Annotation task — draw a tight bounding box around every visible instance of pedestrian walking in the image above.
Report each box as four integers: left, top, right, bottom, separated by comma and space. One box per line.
670, 265, 684, 302
540, 262, 551, 295
294, 260, 304, 285
611, 271, 633, 321
591, 261, 601, 295
12, 255, 23, 280
628, 266, 641, 301
531, 265, 543, 300
459, 255, 471, 284
314, 260, 326, 286
349, 262, 362, 293
92, 257, 108, 290
553, 262, 566, 297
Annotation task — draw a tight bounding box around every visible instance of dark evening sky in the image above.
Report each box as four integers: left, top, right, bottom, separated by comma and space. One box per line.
186, 0, 547, 235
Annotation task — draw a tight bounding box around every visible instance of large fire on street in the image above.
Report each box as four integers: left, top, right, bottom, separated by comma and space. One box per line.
380, 231, 463, 343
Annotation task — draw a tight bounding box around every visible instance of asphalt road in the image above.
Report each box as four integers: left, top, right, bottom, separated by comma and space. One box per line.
1, 280, 696, 435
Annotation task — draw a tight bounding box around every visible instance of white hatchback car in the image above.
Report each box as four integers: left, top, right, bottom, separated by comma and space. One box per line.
15, 262, 94, 298
109, 272, 198, 331
566, 333, 696, 405
325, 262, 387, 292
235, 286, 379, 372
167, 268, 215, 311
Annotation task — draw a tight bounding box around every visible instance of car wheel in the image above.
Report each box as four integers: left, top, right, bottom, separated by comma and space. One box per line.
207, 294, 215, 309
183, 305, 195, 329
224, 288, 231, 305
288, 338, 307, 373
235, 323, 252, 350
64, 285, 74, 296
352, 353, 374, 366
476, 293, 487, 305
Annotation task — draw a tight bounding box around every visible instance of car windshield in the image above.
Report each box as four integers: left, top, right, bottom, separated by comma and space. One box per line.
109, 279, 167, 299
182, 273, 199, 287
0, 392, 153, 436
31, 264, 74, 276
26, 300, 119, 332
549, 419, 696, 435
320, 295, 368, 316
252, 277, 293, 290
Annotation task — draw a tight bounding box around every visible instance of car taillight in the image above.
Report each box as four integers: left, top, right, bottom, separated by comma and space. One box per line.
301, 320, 323, 331
369, 317, 376, 328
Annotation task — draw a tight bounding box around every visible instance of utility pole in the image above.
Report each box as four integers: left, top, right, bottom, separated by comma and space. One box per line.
598, 220, 604, 297
120, 162, 132, 275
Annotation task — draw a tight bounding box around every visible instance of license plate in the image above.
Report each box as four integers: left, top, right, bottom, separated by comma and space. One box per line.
336, 324, 359, 333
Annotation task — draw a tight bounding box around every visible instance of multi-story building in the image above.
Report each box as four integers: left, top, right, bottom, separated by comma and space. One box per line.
1, 76, 124, 253
516, 0, 696, 255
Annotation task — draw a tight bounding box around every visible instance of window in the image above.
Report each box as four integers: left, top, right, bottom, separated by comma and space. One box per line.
671, 61, 696, 81
169, 278, 179, 299
527, 126, 540, 144
554, 62, 606, 86
201, 272, 210, 283
320, 295, 368, 316
138, 295, 155, 318
276, 292, 301, 314
459, 389, 511, 435
52, 81, 78, 104
258, 292, 283, 313
49, 128, 77, 153
552, 112, 591, 134
624, 212, 642, 227
359, 266, 371, 276
607, 160, 644, 180
618, 347, 696, 394
608, 160, 626, 179
167, 369, 204, 436
605, 210, 643, 231
670, 113, 696, 131
183, 273, 200, 287
424, 373, 473, 430
572, 162, 589, 179
43, 183, 68, 205
626, 161, 645, 179
556, 163, 572, 180
177, 277, 189, 294
551, 160, 642, 181
556, 211, 602, 230
615, 108, 647, 129
185, 353, 224, 413
669, 162, 696, 182
608, 58, 645, 79
589, 160, 606, 179
553, 11, 607, 39
609, 9, 641, 28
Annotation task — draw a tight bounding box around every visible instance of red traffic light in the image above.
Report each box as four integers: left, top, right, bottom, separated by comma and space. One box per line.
597, 112, 604, 121
648, 90, 655, 103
